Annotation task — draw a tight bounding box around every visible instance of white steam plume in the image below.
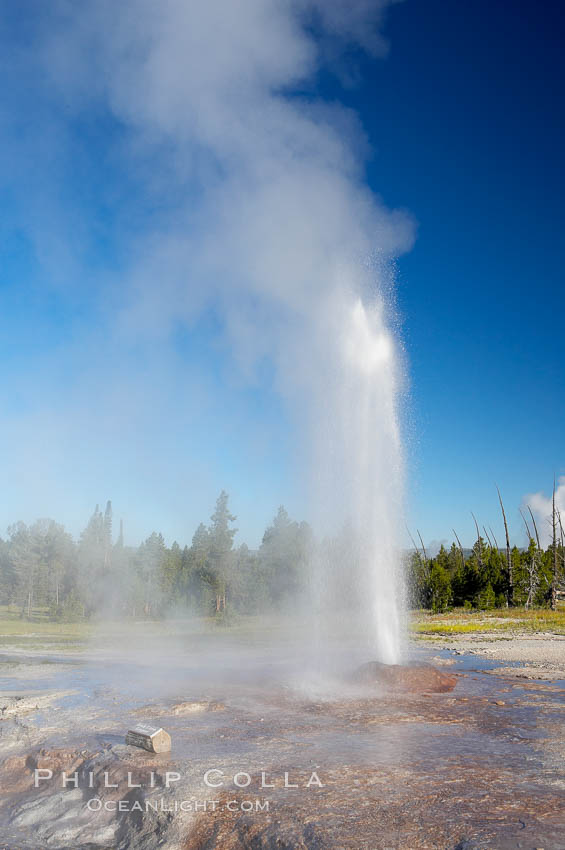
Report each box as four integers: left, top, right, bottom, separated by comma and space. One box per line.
16, 0, 414, 659
524, 476, 565, 548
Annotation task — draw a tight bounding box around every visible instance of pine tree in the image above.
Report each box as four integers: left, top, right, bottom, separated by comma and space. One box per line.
0, 538, 16, 605
77, 505, 105, 615
103, 501, 113, 568
429, 561, 452, 613
259, 506, 312, 607
116, 519, 124, 549
161, 541, 183, 605
8, 522, 39, 618
135, 532, 166, 617
183, 524, 210, 609
208, 491, 237, 613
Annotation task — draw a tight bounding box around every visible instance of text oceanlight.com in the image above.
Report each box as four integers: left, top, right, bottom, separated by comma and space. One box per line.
86, 798, 270, 813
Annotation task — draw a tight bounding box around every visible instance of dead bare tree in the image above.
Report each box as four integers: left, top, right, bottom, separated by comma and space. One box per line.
497, 486, 513, 606
471, 512, 483, 570
527, 505, 541, 551
525, 505, 541, 609
551, 478, 558, 610
406, 525, 429, 607
558, 511, 565, 601
406, 526, 423, 564
489, 526, 500, 552
519, 508, 532, 540
557, 510, 565, 578
483, 526, 494, 549
519, 509, 534, 609
417, 530, 429, 566
453, 528, 465, 573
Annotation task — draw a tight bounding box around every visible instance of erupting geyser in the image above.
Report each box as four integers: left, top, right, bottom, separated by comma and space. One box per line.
339, 296, 404, 664
308, 284, 405, 665
34, 0, 414, 664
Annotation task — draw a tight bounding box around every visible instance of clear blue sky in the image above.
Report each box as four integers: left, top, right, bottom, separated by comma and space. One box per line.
0, 0, 563, 548
320, 0, 565, 548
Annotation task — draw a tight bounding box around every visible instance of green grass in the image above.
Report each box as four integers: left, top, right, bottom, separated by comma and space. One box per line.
411, 606, 565, 636
2, 604, 564, 653
0, 604, 93, 650
0, 607, 295, 653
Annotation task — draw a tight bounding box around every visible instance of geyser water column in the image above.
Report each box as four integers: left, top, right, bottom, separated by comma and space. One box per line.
342, 295, 403, 663
308, 280, 405, 665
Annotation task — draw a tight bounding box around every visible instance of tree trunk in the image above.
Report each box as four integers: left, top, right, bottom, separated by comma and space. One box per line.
453, 529, 465, 573
497, 487, 512, 606
471, 513, 483, 570
551, 479, 558, 611
526, 506, 541, 610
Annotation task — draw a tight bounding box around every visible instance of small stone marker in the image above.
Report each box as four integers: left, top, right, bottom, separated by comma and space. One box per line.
125, 723, 171, 753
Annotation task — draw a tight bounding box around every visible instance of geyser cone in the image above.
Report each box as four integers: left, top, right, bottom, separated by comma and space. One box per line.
350, 661, 458, 694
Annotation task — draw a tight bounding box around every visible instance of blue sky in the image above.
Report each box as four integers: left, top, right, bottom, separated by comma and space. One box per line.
327, 0, 565, 547
0, 0, 563, 548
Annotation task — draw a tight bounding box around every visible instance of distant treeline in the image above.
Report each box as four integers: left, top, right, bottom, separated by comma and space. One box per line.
1, 488, 564, 622
0, 492, 312, 622
407, 486, 565, 613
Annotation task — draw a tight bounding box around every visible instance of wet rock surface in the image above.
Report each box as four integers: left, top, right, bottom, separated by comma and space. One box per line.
0, 689, 76, 717
1, 649, 565, 849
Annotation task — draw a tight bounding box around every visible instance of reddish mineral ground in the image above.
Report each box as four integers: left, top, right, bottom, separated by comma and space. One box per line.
1, 644, 565, 849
